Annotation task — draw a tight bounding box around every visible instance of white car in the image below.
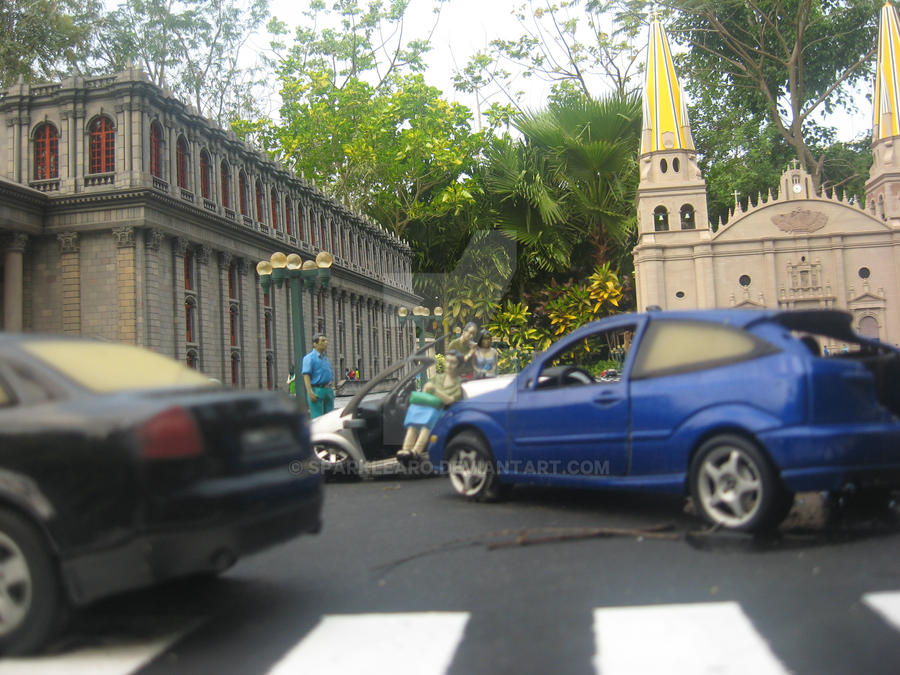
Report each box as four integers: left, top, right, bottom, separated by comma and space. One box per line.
311, 354, 513, 477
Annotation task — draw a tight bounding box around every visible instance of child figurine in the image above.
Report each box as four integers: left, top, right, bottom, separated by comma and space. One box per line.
397, 350, 464, 460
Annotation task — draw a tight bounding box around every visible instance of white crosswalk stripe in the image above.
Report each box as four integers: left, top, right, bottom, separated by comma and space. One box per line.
592, 601, 790, 675
264, 611, 470, 675
0, 625, 195, 675
863, 590, 900, 632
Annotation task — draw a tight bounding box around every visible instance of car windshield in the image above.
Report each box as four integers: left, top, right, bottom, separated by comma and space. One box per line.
22, 341, 218, 393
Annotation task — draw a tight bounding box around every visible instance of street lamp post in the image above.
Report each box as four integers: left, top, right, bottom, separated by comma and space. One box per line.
256, 250, 333, 413
398, 304, 442, 352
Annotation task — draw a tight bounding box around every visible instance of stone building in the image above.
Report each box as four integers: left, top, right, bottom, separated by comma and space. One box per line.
633, 6, 900, 345
0, 67, 421, 387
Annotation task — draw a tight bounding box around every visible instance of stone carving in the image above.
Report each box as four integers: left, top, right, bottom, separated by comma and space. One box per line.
57, 232, 79, 253
112, 226, 135, 248
6, 232, 28, 252
771, 209, 827, 234
145, 229, 165, 251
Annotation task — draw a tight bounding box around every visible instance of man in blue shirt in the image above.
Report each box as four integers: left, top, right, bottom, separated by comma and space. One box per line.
302, 334, 334, 418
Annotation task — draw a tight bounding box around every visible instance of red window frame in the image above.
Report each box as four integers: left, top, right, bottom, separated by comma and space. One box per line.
150, 122, 163, 178
89, 117, 115, 174
255, 180, 264, 222
184, 249, 194, 291
285, 198, 293, 236
239, 172, 248, 215
297, 208, 304, 241
270, 188, 279, 230
200, 150, 211, 199
220, 161, 230, 208
176, 136, 189, 189
230, 306, 238, 346
34, 123, 59, 180
185, 301, 195, 343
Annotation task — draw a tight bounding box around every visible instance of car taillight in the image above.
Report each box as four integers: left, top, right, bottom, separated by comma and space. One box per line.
138, 407, 205, 460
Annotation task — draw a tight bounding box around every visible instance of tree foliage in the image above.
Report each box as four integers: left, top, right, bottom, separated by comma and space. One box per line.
96, 0, 270, 123
483, 92, 642, 296
0, 0, 102, 87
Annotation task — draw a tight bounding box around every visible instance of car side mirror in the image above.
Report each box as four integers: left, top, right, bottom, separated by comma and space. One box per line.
343, 418, 367, 429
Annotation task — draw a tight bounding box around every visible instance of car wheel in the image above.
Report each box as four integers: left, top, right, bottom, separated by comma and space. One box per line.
0, 509, 65, 656
690, 435, 791, 532
313, 442, 358, 479
446, 432, 504, 502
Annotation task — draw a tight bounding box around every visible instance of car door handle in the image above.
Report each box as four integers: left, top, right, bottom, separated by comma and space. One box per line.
592, 391, 621, 406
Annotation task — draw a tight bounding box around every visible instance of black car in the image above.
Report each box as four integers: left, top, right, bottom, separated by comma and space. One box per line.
0, 334, 322, 655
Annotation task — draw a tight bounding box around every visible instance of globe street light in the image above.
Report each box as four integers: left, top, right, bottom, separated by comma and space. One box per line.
257, 250, 332, 413
397, 304, 442, 352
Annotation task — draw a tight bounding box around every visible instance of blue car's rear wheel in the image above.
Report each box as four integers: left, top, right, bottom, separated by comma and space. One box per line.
446, 432, 503, 502
690, 435, 792, 532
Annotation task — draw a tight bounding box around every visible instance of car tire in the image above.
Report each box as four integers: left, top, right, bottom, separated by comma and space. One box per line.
446, 432, 505, 502
313, 442, 359, 480
0, 509, 65, 656
689, 435, 792, 533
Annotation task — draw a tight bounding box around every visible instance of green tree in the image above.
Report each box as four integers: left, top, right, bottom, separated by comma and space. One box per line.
97, 0, 270, 124
483, 92, 642, 296
455, 0, 645, 112
0, 0, 102, 87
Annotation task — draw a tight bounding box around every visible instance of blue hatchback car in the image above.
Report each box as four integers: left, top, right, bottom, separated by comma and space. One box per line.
427, 309, 900, 532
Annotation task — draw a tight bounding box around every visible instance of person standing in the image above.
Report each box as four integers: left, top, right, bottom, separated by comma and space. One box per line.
286, 364, 297, 397
302, 334, 334, 418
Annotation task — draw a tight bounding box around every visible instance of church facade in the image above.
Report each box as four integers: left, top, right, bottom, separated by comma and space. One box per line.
633, 5, 900, 346
0, 68, 420, 388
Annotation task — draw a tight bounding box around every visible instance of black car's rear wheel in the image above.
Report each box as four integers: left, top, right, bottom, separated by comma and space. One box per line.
690, 435, 792, 532
446, 432, 504, 502
0, 509, 64, 655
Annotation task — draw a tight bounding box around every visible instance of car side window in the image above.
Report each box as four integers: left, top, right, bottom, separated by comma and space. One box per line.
631, 320, 777, 380
538, 325, 636, 388
4, 360, 58, 404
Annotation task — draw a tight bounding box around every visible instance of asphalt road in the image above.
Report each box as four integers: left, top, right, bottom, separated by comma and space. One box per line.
4, 476, 900, 674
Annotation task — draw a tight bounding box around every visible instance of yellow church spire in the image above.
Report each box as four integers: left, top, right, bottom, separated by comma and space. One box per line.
641, 8, 693, 154
874, 1, 900, 140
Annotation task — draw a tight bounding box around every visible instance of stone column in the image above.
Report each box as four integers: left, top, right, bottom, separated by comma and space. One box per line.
57, 232, 80, 335
144, 229, 165, 351
220, 252, 233, 383
172, 237, 188, 358
3, 233, 27, 331
197, 244, 213, 371
113, 226, 137, 343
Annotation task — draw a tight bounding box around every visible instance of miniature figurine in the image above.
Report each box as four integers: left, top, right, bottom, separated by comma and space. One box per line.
470, 329, 498, 378
397, 350, 464, 459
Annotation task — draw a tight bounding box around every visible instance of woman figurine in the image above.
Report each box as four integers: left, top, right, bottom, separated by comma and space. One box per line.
470, 330, 498, 379
397, 350, 463, 460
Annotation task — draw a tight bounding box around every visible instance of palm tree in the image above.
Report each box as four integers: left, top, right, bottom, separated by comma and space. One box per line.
484, 92, 642, 296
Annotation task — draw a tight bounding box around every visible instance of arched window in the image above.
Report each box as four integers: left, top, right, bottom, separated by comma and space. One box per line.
270, 188, 279, 230
186, 350, 198, 370
176, 135, 189, 189
265, 355, 274, 390
221, 161, 231, 208
88, 116, 115, 174
149, 121, 163, 178
200, 150, 212, 199
239, 171, 248, 215
184, 248, 195, 291
34, 123, 59, 180
680, 204, 695, 230
297, 207, 304, 241
879, 194, 886, 220
654, 206, 669, 232
255, 179, 265, 222
264, 311, 272, 349
185, 299, 197, 343
660, 159, 668, 174
285, 198, 293, 236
